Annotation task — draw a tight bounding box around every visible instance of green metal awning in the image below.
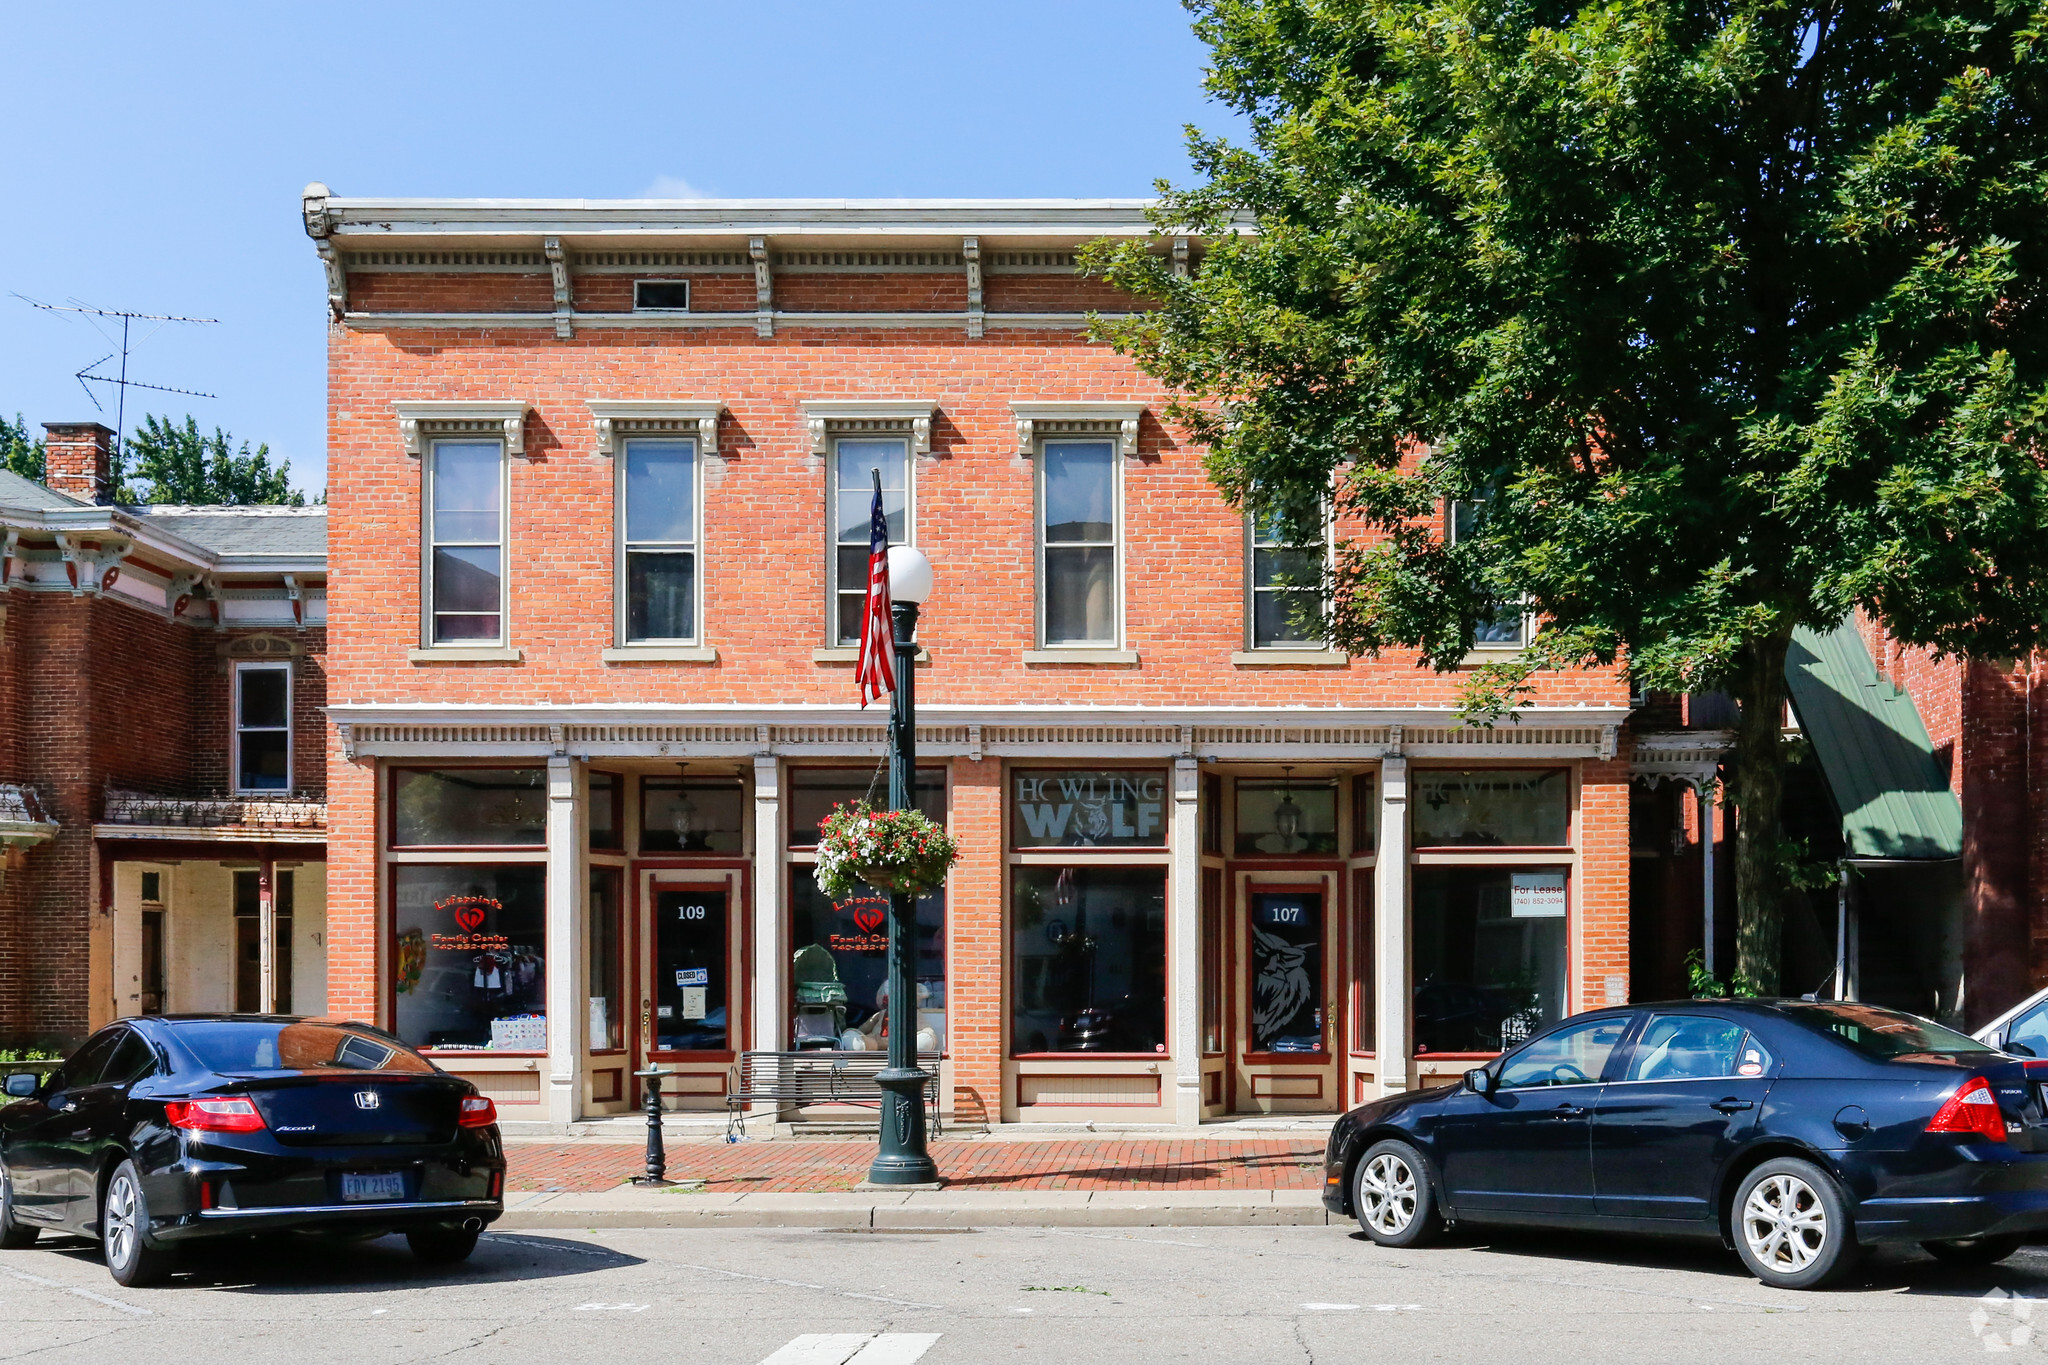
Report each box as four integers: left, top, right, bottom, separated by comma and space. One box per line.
1784, 622, 1963, 861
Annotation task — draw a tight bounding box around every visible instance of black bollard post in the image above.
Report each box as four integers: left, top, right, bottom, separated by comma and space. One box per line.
631, 1065, 675, 1186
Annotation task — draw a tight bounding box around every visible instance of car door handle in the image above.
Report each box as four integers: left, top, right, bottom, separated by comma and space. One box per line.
1711, 1098, 1755, 1113
1553, 1103, 1587, 1118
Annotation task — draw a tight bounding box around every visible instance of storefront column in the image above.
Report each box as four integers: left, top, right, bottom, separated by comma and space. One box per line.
1169, 757, 1202, 1126
1374, 757, 1412, 1096
544, 757, 584, 1127
751, 755, 787, 1054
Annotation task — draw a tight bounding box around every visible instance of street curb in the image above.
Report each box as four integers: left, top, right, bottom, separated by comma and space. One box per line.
496, 1189, 1338, 1230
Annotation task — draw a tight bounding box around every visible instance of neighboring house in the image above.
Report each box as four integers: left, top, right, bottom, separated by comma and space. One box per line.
302, 185, 1636, 1130
0, 424, 327, 1046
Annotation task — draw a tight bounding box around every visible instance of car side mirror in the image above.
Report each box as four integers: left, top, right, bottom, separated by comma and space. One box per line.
4, 1073, 37, 1099
2009, 1040, 2037, 1058
1465, 1067, 1494, 1096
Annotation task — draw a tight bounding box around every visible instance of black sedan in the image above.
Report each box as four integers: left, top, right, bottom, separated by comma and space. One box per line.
0, 1014, 505, 1286
1323, 999, 2048, 1289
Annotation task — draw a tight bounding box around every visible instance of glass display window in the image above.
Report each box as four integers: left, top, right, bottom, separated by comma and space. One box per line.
1010, 865, 1167, 1055
391, 863, 547, 1050
588, 772, 622, 851
640, 776, 745, 854
390, 768, 546, 846
588, 867, 623, 1050
1411, 866, 1568, 1054
1412, 769, 1570, 847
1010, 768, 1167, 848
1234, 776, 1338, 856
653, 885, 730, 1052
1200, 867, 1224, 1054
787, 876, 946, 1054
1351, 772, 1377, 854
787, 766, 946, 849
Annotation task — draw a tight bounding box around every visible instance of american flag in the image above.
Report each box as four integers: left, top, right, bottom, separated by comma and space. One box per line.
855, 472, 897, 707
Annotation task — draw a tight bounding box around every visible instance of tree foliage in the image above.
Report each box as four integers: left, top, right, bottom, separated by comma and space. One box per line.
1089, 0, 2048, 991
0, 414, 43, 483
119, 414, 305, 506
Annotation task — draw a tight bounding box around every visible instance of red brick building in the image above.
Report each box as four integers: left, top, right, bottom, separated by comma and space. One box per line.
0, 424, 327, 1045
302, 187, 1640, 1130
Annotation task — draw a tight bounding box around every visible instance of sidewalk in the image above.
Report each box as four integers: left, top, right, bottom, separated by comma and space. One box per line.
498, 1135, 1339, 1229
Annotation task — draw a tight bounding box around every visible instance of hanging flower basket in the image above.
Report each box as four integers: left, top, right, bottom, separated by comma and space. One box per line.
813, 801, 958, 902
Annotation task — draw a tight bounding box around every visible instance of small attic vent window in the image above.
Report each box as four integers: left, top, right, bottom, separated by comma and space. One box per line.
634, 280, 691, 311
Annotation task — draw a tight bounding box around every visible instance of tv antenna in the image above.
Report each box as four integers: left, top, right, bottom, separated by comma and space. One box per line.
13, 296, 219, 460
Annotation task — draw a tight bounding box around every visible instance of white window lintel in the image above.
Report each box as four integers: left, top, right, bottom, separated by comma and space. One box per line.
586, 399, 726, 459
394, 400, 533, 460
799, 399, 936, 457
1011, 402, 1145, 459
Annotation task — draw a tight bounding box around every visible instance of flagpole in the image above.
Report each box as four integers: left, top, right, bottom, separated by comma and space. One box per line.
867, 471, 938, 1187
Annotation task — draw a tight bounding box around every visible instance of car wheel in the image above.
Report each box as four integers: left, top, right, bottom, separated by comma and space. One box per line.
1732, 1157, 1859, 1290
406, 1225, 480, 1265
102, 1160, 174, 1288
1923, 1235, 2027, 1267
1352, 1139, 1443, 1248
0, 1162, 37, 1249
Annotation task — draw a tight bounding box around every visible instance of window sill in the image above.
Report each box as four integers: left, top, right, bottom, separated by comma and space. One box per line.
1021, 648, 1140, 667
1230, 649, 1349, 668
1459, 644, 1529, 665
813, 646, 931, 664
408, 647, 523, 664
601, 645, 719, 664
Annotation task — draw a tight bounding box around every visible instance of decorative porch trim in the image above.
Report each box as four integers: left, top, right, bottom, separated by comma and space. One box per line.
1630, 730, 1735, 790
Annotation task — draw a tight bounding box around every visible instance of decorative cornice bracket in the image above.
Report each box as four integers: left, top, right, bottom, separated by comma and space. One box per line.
1009, 402, 1147, 460
391, 401, 534, 460
543, 236, 574, 339
750, 236, 774, 337
585, 400, 726, 460
314, 240, 347, 322
963, 236, 983, 339
798, 400, 938, 458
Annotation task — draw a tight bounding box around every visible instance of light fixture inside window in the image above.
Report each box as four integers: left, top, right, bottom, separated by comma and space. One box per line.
670, 764, 698, 846
1274, 766, 1305, 852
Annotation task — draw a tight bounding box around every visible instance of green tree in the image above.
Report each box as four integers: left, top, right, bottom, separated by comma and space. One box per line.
0, 414, 43, 483
1090, 1, 2048, 993
120, 414, 304, 506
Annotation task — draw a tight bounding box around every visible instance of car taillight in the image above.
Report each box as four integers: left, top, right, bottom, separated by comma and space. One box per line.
458, 1096, 497, 1129
1927, 1076, 2008, 1142
166, 1097, 266, 1133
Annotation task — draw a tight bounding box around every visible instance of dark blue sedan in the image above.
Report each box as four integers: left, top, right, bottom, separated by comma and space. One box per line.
1322, 999, 2048, 1289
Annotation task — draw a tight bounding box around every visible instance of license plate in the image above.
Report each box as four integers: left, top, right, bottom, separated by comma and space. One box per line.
341, 1172, 406, 1203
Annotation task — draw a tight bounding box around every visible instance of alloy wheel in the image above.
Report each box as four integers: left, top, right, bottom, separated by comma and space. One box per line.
1359, 1152, 1417, 1236
1742, 1172, 1827, 1273
103, 1174, 139, 1269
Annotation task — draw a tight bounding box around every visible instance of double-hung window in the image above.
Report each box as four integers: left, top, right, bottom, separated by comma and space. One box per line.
1247, 508, 1329, 649
233, 662, 291, 792
828, 436, 910, 645
1039, 438, 1120, 647
1450, 499, 1528, 647
621, 436, 700, 643
426, 438, 507, 644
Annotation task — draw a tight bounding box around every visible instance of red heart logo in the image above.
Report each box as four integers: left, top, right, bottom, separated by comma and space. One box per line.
853, 904, 886, 936
453, 903, 487, 933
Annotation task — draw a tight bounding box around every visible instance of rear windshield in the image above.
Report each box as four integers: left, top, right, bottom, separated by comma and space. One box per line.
1776, 1001, 1994, 1059
166, 1020, 435, 1074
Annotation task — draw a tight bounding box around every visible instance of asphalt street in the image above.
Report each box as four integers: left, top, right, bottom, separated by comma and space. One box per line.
0, 1223, 2039, 1363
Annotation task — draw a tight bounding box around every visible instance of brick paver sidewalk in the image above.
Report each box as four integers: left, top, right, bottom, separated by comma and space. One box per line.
506, 1138, 1327, 1195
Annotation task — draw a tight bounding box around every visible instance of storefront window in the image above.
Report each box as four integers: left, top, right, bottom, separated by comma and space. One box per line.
1351, 869, 1375, 1052
787, 767, 945, 848
1011, 865, 1167, 1054
391, 768, 546, 846
1249, 890, 1324, 1052
1412, 866, 1568, 1054
1234, 778, 1337, 856
654, 885, 730, 1051
1201, 868, 1223, 1054
1412, 769, 1569, 847
589, 772, 622, 851
640, 777, 745, 854
788, 877, 946, 1053
588, 867, 622, 1050
1201, 774, 1222, 855
1010, 768, 1166, 848
1352, 772, 1377, 854
392, 864, 546, 1050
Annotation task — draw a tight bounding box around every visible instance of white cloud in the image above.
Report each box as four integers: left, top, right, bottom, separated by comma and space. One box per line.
636, 174, 715, 200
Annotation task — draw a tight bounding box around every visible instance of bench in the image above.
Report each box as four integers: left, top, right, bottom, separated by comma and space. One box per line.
724, 1050, 942, 1140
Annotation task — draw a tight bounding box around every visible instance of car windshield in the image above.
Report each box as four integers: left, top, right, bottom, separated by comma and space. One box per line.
1775, 1001, 1994, 1059
166, 1020, 435, 1074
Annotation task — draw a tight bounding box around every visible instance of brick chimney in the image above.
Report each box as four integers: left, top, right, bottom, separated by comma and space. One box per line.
41, 422, 115, 504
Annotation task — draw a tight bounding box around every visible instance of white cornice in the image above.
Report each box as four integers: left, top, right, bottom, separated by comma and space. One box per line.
1011, 402, 1147, 458
340, 310, 1123, 333
391, 400, 533, 459
585, 400, 726, 458
798, 400, 938, 456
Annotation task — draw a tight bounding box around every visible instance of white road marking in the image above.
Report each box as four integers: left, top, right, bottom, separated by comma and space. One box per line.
756, 1335, 942, 1365
1300, 1303, 1359, 1311
0, 1266, 151, 1316
670, 1261, 941, 1310
573, 1302, 648, 1311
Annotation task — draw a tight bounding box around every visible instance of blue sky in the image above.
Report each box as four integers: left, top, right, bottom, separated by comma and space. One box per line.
0, 2, 1236, 495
